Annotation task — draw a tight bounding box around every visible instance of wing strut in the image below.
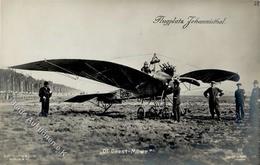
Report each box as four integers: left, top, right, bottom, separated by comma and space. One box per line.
44, 59, 79, 80
89, 100, 113, 113
181, 82, 191, 91
84, 62, 120, 87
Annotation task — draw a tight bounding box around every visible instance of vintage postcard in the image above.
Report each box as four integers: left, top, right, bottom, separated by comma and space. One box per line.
0, 0, 259, 164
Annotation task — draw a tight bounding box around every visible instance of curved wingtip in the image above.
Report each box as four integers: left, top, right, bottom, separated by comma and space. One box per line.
180, 69, 240, 83
9, 61, 44, 70
228, 72, 240, 82
9, 65, 23, 69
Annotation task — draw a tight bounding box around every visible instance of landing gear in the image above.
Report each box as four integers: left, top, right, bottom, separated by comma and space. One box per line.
100, 102, 113, 113
89, 100, 113, 113
145, 107, 158, 119
136, 92, 188, 120
159, 107, 172, 119
137, 106, 172, 119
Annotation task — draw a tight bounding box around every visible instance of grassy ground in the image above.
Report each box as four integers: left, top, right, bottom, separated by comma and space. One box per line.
0, 96, 259, 165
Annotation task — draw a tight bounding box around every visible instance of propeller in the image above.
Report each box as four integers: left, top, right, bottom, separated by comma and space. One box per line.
159, 62, 199, 85
167, 77, 200, 92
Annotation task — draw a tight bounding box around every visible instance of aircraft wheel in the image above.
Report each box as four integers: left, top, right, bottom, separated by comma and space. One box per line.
146, 107, 155, 119
137, 107, 145, 119
158, 109, 164, 118
163, 107, 170, 119
153, 108, 159, 119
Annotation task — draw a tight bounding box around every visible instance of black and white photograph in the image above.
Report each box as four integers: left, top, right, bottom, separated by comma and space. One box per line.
0, 0, 259, 164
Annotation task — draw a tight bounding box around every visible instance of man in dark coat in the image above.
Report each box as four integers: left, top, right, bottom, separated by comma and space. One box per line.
204, 81, 224, 120
249, 80, 260, 123
141, 61, 151, 74
39, 81, 52, 117
234, 83, 245, 122
172, 79, 181, 122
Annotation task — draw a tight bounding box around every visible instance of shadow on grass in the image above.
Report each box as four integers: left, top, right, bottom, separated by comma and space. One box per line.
185, 115, 235, 121
55, 109, 126, 118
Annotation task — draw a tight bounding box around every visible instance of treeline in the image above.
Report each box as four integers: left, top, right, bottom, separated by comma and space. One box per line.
0, 69, 80, 94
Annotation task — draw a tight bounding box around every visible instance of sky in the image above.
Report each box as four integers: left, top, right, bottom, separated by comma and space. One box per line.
0, 0, 259, 95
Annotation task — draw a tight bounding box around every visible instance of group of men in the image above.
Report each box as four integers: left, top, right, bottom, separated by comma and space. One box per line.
202, 80, 259, 122
140, 59, 259, 123
39, 58, 259, 123
202, 80, 259, 123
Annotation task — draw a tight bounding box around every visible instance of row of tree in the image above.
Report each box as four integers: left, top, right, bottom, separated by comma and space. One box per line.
0, 69, 80, 94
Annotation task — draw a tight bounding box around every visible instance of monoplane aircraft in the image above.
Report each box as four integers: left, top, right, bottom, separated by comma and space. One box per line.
10, 54, 240, 119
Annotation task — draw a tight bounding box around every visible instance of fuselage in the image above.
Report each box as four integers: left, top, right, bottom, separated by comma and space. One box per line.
134, 70, 173, 98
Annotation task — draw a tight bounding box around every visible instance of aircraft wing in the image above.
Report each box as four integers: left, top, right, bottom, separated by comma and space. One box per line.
10, 59, 163, 93
179, 77, 200, 86
65, 92, 116, 103
65, 91, 139, 103
180, 69, 240, 83
65, 94, 97, 103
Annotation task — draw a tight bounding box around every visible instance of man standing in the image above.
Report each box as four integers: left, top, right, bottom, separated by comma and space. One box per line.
39, 81, 52, 117
234, 83, 245, 122
249, 80, 260, 122
204, 81, 224, 120
172, 79, 181, 122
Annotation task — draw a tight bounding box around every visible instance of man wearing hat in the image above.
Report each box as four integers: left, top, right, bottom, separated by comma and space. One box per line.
141, 61, 151, 74
204, 81, 224, 120
149, 53, 160, 72
39, 81, 52, 117
172, 79, 181, 122
234, 83, 245, 122
249, 80, 260, 122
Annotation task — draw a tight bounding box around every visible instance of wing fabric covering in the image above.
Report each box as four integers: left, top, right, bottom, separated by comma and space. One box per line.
179, 77, 200, 86
65, 92, 138, 103
180, 69, 240, 83
10, 59, 163, 93
65, 93, 108, 103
